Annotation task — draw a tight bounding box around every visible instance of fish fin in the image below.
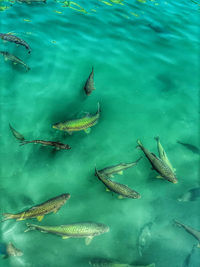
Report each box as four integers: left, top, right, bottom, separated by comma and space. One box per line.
197, 243, 200, 248
2, 254, 9, 259
85, 236, 93, 245
24, 223, 35, 232
118, 195, 124, 199
117, 171, 123, 175
106, 188, 110, 192
62, 236, 70, 239
84, 128, 91, 134
4, 57, 8, 61
67, 131, 73, 135
13, 62, 17, 65
173, 168, 176, 172
151, 153, 158, 158
37, 215, 44, 222
156, 175, 163, 179
108, 174, 114, 178
16, 217, 25, 221
2, 213, 14, 221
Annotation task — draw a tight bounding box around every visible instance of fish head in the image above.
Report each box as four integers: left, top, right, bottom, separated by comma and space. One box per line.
59, 143, 71, 150
166, 174, 178, 184
96, 223, 110, 234
61, 193, 71, 202
132, 191, 141, 199
52, 122, 66, 131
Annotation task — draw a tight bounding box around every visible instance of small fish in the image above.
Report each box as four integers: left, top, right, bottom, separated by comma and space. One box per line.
95, 168, 141, 199
0, 51, 30, 71
97, 157, 142, 178
17, 0, 46, 3
20, 140, 71, 150
5, 243, 23, 258
9, 123, 25, 141
154, 136, 175, 172
0, 33, 31, 53
2, 193, 70, 222
84, 67, 95, 96
52, 103, 100, 135
174, 220, 200, 246
137, 140, 178, 184
25, 221, 109, 245
178, 187, 200, 202
177, 140, 200, 155
138, 222, 153, 256
89, 258, 155, 267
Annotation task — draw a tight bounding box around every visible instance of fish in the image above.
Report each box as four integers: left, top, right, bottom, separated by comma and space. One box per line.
89, 258, 155, 267
20, 140, 71, 150
0, 51, 30, 71
0, 33, 31, 53
138, 222, 153, 256
177, 141, 200, 155
97, 157, 142, 178
52, 103, 100, 135
2, 193, 70, 222
17, 0, 47, 3
154, 136, 175, 172
137, 140, 178, 184
24, 221, 109, 245
174, 220, 200, 246
178, 187, 200, 202
5, 243, 23, 258
9, 123, 25, 141
84, 67, 95, 96
95, 168, 141, 199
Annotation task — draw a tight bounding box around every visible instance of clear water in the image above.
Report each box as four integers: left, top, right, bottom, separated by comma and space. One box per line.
0, 0, 199, 266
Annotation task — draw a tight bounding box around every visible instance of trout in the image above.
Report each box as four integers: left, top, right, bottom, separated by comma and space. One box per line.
95, 169, 141, 199
84, 67, 95, 96
9, 123, 25, 141
25, 221, 109, 245
3, 193, 70, 222
0, 51, 30, 71
52, 103, 100, 134
137, 140, 178, 184
154, 136, 175, 172
174, 220, 200, 246
20, 140, 71, 150
89, 258, 155, 267
97, 157, 142, 178
0, 33, 31, 53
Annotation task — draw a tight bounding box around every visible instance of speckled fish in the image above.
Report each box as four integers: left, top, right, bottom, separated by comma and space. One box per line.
154, 136, 175, 172
137, 140, 178, 184
9, 123, 25, 141
95, 168, 140, 199
178, 187, 200, 202
0, 51, 30, 71
97, 157, 142, 178
25, 222, 109, 245
52, 103, 100, 134
0, 33, 31, 53
20, 140, 71, 150
174, 220, 200, 246
89, 258, 155, 267
177, 140, 200, 155
17, 0, 46, 3
3, 193, 70, 222
84, 67, 95, 96
138, 222, 153, 257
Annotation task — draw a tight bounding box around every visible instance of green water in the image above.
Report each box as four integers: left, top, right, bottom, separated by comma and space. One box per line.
0, 0, 199, 266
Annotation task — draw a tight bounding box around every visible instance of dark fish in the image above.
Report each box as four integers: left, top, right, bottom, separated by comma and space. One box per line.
174, 220, 200, 245
17, 0, 46, 3
182, 245, 200, 267
0, 51, 30, 71
138, 222, 153, 257
137, 140, 178, 184
95, 168, 141, 199
5, 243, 23, 258
9, 123, 25, 141
178, 187, 200, 202
84, 67, 95, 96
0, 33, 31, 53
20, 140, 71, 150
89, 258, 155, 267
177, 141, 200, 155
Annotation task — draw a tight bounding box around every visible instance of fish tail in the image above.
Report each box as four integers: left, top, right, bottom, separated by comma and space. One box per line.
154, 136, 160, 142
97, 102, 101, 114
136, 139, 143, 148
2, 213, 15, 221
24, 223, 36, 232
174, 219, 182, 227
135, 156, 143, 163
19, 140, 29, 146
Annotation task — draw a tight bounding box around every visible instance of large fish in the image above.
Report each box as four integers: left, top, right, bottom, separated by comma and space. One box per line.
138, 222, 153, 257
89, 258, 155, 267
154, 136, 175, 172
52, 103, 100, 134
97, 157, 142, 178
137, 140, 178, 184
84, 67, 95, 96
9, 123, 25, 141
178, 187, 200, 202
177, 140, 200, 155
0, 51, 30, 71
20, 140, 71, 150
95, 168, 141, 199
25, 222, 109, 245
0, 33, 31, 53
3, 193, 70, 222
174, 220, 200, 246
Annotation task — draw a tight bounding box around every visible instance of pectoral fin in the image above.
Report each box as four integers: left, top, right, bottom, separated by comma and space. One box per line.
17, 217, 25, 221
117, 171, 123, 175
108, 174, 114, 178
85, 236, 93, 245
84, 128, 91, 134
197, 243, 200, 248
156, 175, 163, 179
37, 215, 44, 222
106, 188, 110, 192
62, 236, 70, 239
118, 195, 124, 199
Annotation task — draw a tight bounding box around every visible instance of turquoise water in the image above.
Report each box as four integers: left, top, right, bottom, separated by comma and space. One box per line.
0, 0, 199, 266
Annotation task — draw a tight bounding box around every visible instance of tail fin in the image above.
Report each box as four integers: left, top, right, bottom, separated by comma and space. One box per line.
136, 139, 143, 148
24, 223, 35, 233
2, 213, 14, 222
154, 136, 160, 142
19, 141, 29, 146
